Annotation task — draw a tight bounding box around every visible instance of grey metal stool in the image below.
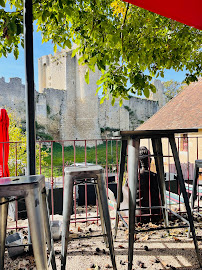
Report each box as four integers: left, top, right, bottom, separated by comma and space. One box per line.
191, 159, 202, 213
0, 175, 56, 270
61, 165, 117, 270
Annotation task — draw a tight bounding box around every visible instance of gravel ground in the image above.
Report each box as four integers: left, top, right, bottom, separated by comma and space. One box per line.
4, 213, 202, 270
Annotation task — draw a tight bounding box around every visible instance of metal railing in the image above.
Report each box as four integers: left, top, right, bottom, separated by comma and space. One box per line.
1, 135, 202, 230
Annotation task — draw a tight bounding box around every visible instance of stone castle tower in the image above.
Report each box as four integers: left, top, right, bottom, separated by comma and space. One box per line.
38, 47, 102, 141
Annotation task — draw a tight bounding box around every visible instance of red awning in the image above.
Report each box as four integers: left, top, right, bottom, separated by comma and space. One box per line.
124, 0, 202, 30
0, 109, 10, 177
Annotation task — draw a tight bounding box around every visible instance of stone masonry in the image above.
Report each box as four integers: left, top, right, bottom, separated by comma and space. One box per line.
0, 48, 164, 143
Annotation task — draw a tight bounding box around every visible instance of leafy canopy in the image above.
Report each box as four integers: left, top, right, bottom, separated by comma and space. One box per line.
0, 0, 202, 104
163, 80, 186, 103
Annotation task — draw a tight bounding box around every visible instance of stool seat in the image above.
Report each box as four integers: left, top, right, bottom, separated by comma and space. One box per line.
0, 175, 56, 270
0, 175, 45, 195
61, 165, 117, 270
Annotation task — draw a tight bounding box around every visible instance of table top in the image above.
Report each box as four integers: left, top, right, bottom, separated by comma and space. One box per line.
114, 128, 198, 139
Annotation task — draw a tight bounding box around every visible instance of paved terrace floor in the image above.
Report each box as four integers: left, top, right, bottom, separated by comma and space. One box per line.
4, 208, 202, 270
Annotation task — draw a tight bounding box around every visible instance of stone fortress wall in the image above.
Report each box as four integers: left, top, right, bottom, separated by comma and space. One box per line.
0, 48, 165, 143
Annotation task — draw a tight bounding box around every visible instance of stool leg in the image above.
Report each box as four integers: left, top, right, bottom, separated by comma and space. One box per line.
95, 185, 108, 246
152, 138, 169, 227
0, 197, 8, 270
114, 139, 127, 238
191, 163, 199, 211
41, 189, 57, 270
169, 135, 202, 267
61, 175, 74, 270
25, 189, 48, 270
128, 138, 139, 270
97, 173, 117, 270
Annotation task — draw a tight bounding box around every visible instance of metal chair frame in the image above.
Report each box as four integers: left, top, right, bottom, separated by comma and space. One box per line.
0, 175, 56, 270
61, 165, 117, 270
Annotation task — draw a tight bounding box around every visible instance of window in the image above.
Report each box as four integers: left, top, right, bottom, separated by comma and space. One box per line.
180, 134, 188, 152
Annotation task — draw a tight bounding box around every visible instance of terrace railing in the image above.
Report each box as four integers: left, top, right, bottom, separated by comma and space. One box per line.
1, 135, 202, 230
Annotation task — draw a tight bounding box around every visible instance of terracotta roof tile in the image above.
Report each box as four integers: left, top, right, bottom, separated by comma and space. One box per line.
137, 78, 202, 130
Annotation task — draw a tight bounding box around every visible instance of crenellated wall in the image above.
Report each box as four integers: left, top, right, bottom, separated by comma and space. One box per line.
0, 49, 162, 143
0, 77, 26, 118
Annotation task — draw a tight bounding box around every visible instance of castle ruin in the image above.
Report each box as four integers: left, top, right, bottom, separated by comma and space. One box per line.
0, 48, 165, 143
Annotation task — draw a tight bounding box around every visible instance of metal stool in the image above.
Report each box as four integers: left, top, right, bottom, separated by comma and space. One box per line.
61, 165, 117, 270
191, 159, 202, 213
0, 175, 56, 270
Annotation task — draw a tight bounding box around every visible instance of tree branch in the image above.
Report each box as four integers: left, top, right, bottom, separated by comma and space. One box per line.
121, 2, 129, 61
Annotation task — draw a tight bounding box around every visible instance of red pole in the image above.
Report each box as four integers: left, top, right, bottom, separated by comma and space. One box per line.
106, 139, 108, 196
85, 140, 88, 223
116, 140, 119, 183
73, 140, 77, 226
95, 140, 99, 225
39, 141, 41, 174
15, 142, 18, 176
51, 142, 54, 220
62, 142, 65, 193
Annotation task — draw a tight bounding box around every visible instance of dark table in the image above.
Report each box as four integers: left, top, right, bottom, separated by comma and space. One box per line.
114, 129, 201, 270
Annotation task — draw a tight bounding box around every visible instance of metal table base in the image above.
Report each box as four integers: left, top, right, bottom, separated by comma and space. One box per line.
114, 129, 201, 270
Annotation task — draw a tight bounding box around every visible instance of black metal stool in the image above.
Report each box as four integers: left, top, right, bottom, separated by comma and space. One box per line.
61, 165, 117, 270
114, 129, 201, 270
0, 175, 56, 270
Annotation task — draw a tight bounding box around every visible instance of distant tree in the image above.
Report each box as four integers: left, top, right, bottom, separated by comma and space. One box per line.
0, 0, 201, 104
163, 80, 186, 102
8, 111, 48, 176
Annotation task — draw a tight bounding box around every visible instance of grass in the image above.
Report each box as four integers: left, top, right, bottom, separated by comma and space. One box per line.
40, 140, 121, 177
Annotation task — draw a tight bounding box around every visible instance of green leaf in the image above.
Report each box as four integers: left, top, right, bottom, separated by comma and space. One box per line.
119, 99, 123, 107
89, 65, 95, 72
16, 23, 23, 35
96, 77, 107, 86
72, 47, 79, 58
53, 44, 57, 53
95, 85, 102, 95
85, 68, 89, 84
0, 0, 5, 7
14, 47, 19, 59
111, 97, 115, 106
58, 0, 63, 9
144, 88, 150, 98
150, 84, 156, 93
100, 96, 105, 104
89, 56, 97, 66
65, 39, 71, 49
9, 20, 17, 33
42, 11, 48, 22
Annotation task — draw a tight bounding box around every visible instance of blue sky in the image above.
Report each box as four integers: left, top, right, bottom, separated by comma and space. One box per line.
0, 28, 187, 92
0, 25, 54, 91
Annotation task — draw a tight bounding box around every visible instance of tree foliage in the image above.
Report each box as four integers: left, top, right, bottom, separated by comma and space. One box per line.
163, 80, 186, 102
8, 110, 48, 176
0, 0, 202, 103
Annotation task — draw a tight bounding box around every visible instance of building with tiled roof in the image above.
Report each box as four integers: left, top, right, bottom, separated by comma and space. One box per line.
137, 78, 202, 175
137, 77, 202, 131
